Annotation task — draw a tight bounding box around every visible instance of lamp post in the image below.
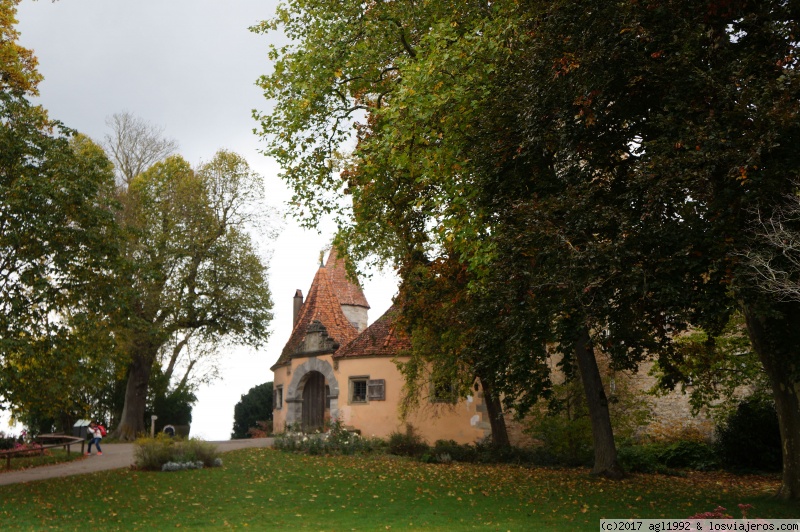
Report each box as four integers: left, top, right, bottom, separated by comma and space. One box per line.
150, 415, 158, 438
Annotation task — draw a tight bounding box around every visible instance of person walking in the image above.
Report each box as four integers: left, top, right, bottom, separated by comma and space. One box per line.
86, 421, 103, 456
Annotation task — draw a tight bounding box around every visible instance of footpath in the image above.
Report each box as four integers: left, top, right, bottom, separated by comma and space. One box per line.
0, 438, 273, 486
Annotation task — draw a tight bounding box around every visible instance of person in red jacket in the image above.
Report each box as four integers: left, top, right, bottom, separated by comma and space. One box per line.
86, 421, 103, 456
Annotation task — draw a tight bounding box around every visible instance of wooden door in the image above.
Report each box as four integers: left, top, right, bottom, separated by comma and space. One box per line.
302, 372, 325, 432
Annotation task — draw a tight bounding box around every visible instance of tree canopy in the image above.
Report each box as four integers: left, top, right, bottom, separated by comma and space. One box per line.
231, 381, 273, 439
112, 150, 274, 440
256, 0, 800, 498
1, 0, 120, 427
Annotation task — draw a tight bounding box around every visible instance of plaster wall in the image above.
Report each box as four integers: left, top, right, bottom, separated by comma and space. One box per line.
336, 356, 488, 444
273, 354, 488, 444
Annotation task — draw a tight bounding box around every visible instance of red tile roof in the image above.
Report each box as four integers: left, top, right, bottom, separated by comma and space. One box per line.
275, 253, 366, 366
325, 248, 370, 309
335, 305, 411, 359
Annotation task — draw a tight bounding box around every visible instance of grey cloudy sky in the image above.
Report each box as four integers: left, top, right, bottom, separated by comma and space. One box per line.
7, 0, 397, 439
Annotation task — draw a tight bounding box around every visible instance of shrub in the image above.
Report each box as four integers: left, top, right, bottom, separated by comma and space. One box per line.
659, 440, 717, 470
387, 429, 429, 458
273, 419, 384, 455
433, 440, 477, 463
247, 420, 273, 439
618, 441, 718, 474
530, 413, 593, 467
715, 395, 781, 472
133, 435, 221, 471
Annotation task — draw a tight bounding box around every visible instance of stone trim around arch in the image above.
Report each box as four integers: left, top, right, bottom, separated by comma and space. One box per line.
284, 357, 339, 429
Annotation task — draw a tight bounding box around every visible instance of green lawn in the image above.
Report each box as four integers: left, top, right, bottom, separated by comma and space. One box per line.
0, 448, 796, 530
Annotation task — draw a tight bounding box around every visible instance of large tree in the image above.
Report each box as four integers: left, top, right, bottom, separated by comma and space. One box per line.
1, 0, 120, 428
255, 0, 621, 473
495, 0, 800, 498
111, 150, 274, 440
256, 0, 800, 496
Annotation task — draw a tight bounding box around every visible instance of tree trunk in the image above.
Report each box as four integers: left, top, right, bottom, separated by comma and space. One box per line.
113, 346, 157, 441
743, 301, 800, 501
479, 376, 510, 448
574, 326, 625, 479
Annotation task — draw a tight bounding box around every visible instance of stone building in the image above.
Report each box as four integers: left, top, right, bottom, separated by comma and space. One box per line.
271, 250, 719, 444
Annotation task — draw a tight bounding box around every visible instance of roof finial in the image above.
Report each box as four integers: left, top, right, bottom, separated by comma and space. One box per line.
319, 249, 326, 267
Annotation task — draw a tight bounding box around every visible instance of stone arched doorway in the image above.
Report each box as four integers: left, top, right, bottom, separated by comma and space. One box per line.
285, 358, 339, 431
302, 371, 325, 431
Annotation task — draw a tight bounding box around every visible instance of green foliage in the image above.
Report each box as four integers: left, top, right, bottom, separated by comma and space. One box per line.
716, 395, 782, 472
151, 387, 196, 429
618, 441, 719, 475
256, 0, 800, 496
1, 1, 122, 427
231, 382, 272, 439
654, 313, 767, 416
133, 435, 220, 471
273, 420, 383, 456
386, 429, 429, 458
523, 369, 650, 467
112, 149, 275, 438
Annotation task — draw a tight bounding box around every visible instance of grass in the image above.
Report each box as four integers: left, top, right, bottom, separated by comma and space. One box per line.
0, 448, 796, 530
0, 449, 84, 473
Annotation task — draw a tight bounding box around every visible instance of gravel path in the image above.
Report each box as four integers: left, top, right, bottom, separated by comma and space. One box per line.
0, 438, 273, 486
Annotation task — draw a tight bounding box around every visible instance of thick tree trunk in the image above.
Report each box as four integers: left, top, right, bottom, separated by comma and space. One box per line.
743, 301, 800, 501
113, 347, 156, 441
574, 326, 625, 479
479, 376, 510, 448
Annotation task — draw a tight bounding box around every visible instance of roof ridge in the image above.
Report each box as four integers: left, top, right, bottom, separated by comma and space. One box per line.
325, 248, 370, 309
275, 264, 360, 366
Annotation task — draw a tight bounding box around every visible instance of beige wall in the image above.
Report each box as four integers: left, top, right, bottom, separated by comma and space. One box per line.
337, 356, 489, 444
272, 354, 489, 444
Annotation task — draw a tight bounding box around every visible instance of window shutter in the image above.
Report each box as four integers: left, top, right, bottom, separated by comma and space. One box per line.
367, 379, 385, 401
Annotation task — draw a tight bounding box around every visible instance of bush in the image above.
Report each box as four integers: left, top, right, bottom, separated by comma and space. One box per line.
247, 420, 273, 439
432, 440, 478, 463
659, 440, 717, 470
273, 419, 384, 456
133, 435, 221, 471
715, 395, 781, 472
618, 441, 718, 474
530, 414, 593, 467
387, 429, 429, 458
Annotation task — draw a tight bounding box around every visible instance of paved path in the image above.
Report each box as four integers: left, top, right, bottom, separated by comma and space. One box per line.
0, 438, 273, 486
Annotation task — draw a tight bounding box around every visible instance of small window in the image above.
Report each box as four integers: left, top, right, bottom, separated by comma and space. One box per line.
350, 377, 368, 403
275, 386, 283, 410
430, 381, 457, 404
367, 379, 386, 401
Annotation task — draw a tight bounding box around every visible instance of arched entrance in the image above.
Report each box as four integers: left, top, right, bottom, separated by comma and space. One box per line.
285, 357, 339, 431
302, 371, 326, 431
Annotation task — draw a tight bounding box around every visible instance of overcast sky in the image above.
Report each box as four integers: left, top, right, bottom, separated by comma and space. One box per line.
4, 0, 398, 440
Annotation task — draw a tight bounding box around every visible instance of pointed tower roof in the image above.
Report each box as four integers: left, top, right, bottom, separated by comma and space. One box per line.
335, 305, 410, 359
325, 248, 370, 309
273, 253, 366, 368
